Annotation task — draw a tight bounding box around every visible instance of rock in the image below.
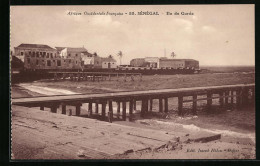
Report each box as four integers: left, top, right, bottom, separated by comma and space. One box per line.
124, 149, 134, 154
77, 150, 85, 157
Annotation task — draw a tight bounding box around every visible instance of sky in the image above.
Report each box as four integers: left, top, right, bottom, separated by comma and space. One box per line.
10, 5, 254, 66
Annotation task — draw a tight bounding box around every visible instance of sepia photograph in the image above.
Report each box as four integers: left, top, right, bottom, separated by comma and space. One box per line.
10, 4, 255, 159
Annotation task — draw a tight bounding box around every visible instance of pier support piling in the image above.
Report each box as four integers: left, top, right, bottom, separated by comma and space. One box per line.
178, 96, 183, 117
122, 101, 126, 121
159, 98, 163, 113
108, 101, 113, 123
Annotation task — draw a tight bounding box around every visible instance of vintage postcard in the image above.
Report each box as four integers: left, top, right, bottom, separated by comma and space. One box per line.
10, 5, 255, 159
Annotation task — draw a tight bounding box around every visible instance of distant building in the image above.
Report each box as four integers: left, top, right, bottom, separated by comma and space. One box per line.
130, 57, 199, 69
14, 43, 59, 69
130, 58, 146, 67
81, 52, 102, 68
101, 57, 117, 69
57, 47, 87, 69
159, 59, 199, 69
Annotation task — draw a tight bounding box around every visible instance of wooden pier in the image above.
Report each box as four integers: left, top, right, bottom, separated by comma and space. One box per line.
49, 71, 142, 82
12, 84, 255, 123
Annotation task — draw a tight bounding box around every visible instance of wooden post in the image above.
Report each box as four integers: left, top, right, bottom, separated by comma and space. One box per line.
129, 100, 133, 121
133, 99, 136, 110
88, 102, 93, 116
192, 95, 197, 115
61, 105, 66, 114
149, 99, 153, 112
101, 102, 106, 120
178, 96, 183, 116
95, 103, 98, 114
108, 100, 113, 123
159, 98, 163, 112
141, 99, 148, 118
207, 92, 212, 111
50, 105, 58, 113
225, 91, 229, 105
219, 92, 224, 107
230, 90, 234, 110
122, 101, 126, 121
117, 101, 120, 119
40, 106, 44, 111
164, 98, 168, 113
237, 89, 242, 107
75, 104, 81, 116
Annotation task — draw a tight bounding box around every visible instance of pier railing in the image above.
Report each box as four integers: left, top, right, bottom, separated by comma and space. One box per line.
12, 83, 255, 123
49, 71, 142, 82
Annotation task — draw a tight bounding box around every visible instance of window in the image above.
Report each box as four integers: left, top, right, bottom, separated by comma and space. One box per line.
76, 54, 78, 57
21, 52, 23, 55
36, 54, 39, 58
50, 53, 53, 58
57, 60, 61, 66
32, 52, 35, 57
47, 60, 51, 66
53, 60, 55, 62
27, 58, 30, 63
36, 60, 39, 65
43, 52, 46, 56
76, 61, 77, 64
40, 52, 42, 55
29, 51, 31, 55
69, 60, 71, 63
46, 53, 49, 58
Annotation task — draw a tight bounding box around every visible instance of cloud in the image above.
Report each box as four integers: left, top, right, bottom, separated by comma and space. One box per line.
174, 18, 194, 33
90, 15, 121, 27
202, 25, 216, 33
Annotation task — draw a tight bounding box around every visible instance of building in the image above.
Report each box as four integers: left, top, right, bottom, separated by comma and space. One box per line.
101, 57, 117, 69
130, 57, 199, 69
57, 47, 87, 69
159, 59, 199, 69
130, 58, 146, 67
14, 43, 59, 69
81, 52, 102, 68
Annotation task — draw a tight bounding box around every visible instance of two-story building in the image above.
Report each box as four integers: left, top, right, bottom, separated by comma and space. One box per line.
14, 43, 60, 69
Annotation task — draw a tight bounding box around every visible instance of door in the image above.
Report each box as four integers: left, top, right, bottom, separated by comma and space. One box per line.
108, 62, 111, 69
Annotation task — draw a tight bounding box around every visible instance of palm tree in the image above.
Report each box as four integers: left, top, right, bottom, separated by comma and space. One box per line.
171, 52, 176, 58
117, 51, 123, 65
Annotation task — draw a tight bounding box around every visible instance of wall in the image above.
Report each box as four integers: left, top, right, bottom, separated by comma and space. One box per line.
159, 60, 185, 69
185, 60, 199, 69
102, 61, 117, 68
130, 58, 145, 67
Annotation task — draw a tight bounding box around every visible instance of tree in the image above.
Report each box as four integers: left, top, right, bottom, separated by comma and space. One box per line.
117, 51, 123, 65
108, 55, 113, 58
171, 52, 176, 58
93, 52, 97, 57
